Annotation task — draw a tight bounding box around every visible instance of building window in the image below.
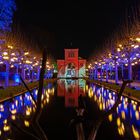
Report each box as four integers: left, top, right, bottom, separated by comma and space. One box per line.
68, 52, 74, 57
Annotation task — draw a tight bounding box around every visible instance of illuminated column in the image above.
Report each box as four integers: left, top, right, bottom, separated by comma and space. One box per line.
31, 70, 34, 81
37, 67, 40, 80
94, 68, 97, 80
28, 68, 30, 80
115, 60, 118, 84
100, 66, 103, 81
128, 58, 132, 80
21, 64, 25, 80
106, 64, 108, 82
5, 61, 10, 87
16, 65, 18, 74
109, 65, 112, 80
121, 63, 124, 79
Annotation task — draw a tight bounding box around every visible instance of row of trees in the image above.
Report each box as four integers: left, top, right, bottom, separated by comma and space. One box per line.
88, 2, 140, 85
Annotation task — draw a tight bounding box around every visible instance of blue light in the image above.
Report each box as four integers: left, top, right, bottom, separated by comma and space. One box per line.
14, 74, 20, 83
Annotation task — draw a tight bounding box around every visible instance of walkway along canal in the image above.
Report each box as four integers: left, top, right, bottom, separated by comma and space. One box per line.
0, 79, 139, 140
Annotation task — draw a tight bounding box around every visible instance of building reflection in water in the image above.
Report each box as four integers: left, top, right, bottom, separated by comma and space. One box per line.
0, 83, 54, 139
57, 79, 86, 107
87, 83, 140, 139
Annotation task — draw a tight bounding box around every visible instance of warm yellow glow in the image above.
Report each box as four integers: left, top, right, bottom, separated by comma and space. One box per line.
3, 56, 9, 60
0, 104, 4, 111
11, 109, 17, 114
3, 119, 7, 124
24, 120, 30, 127
108, 114, 113, 122
26, 109, 31, 116
11, 52, 15, 56
86, 85, 88, 91
3, 125, 10, 132
3, 52, 8, 55
119, 44, 122, 47
88, 87, 93, 98
134, 45, 139, 49
94, 95, 97, 101
118, 123, 125, 136
117, 117, 121, 126
25, 60, 32, 64
8, 45, 13, 49
48, 89, 51, 94
121, 111, 125, 120
117, 48, 121, 52
10, 65, 14, 68
11, 115, 16, 120
47, 98, 49, 103
99, 103, 103, 110
24, 52, 29, 55
133, 104, 136, 110
136, 37, 140, 42
132, 125, 140, 139
135, 111, 139, 120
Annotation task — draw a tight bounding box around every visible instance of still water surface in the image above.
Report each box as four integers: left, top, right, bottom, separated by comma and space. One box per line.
0, 79, 140, 140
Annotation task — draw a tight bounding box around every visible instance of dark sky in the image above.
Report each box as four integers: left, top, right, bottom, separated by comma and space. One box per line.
13, 0, 138, 59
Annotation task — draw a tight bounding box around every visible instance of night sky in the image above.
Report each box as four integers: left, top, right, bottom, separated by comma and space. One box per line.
13, 0, 139, 59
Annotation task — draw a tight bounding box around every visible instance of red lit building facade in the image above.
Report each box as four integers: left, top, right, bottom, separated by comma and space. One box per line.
57, 49, 86, 78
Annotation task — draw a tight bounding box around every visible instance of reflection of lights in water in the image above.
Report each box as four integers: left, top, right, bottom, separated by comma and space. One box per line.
24, 120, 30, 127
45, 90, 48, 95
15, 100, 18, 106
131, 100, 134, 104
121, 111, 126, 120
26, 107, 32, 116
20, 96, 22, 100
41, 103, 44, 108
47, 98, 49, 103
47, 93, 49, 98
109, 93, 112, 99
125, 97, 128, 102
103, 102, 105, 110
0, 104, 4, 111
11, 115, 16, 120
51, 87, 55, 95
88, 87, 93, 98
99, 103, 103, 110
117, 118, 121, 126
86, 85, 88, 92
35, 90, 38, 95
0, 130, 1, 136
48, 89, 51, 94
109, 99, 115, 106
118, 123, 125, 136
89, 83, 140, 139
108, 114, 113, 122
133, 104, 136, 110
3, 125, 10, 132
94, 95, 97, 101
3, 119, 7, 124
124, 104, 127, 109
135, 111, 139, 120
33, 107, 36, 112
41, 94, 44, 100
11, 109, 17, 114
132, 125, 140, 139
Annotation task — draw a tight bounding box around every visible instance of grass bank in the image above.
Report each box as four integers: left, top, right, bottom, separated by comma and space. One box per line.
0, 78, 57, 102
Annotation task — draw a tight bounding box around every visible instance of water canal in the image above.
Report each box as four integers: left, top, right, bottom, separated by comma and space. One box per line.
0, 79, 140, 140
